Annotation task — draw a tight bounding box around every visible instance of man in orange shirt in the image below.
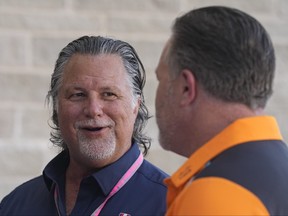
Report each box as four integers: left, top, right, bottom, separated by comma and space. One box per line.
155, 6, 288, 215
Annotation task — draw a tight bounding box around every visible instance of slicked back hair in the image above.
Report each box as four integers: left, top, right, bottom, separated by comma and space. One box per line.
167, 6, 275, 109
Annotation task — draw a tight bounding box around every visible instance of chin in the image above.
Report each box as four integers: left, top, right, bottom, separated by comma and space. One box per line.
159, 137, 170, 151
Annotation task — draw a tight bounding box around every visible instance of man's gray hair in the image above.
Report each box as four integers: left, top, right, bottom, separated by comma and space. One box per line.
168, 6, 275, 109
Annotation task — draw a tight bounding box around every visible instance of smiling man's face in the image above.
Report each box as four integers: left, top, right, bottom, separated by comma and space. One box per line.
57, 54, 139, 169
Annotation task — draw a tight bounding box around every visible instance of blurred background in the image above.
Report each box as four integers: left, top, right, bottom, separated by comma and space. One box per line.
0, 0, 288, 199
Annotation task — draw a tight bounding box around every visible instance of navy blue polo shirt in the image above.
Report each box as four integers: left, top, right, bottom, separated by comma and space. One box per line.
0, 144, 168, 216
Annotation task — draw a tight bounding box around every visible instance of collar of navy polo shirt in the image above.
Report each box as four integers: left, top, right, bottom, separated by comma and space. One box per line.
43, 143, 141, 196
91, 143, 140, 196
43, 150, 69, 191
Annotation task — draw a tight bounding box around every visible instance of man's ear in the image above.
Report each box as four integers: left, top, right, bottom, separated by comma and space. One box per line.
179, 69, 197, 106
133, 97, 141, 115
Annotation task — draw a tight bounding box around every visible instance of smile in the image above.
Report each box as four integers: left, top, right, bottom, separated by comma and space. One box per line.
78, 126, 111, 137
83, 127, 103, 132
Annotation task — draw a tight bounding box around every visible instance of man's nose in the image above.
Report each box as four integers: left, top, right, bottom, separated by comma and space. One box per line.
83, 94, 104, 118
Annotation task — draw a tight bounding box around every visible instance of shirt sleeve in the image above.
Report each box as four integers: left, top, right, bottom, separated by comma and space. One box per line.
166, 177, 270, 216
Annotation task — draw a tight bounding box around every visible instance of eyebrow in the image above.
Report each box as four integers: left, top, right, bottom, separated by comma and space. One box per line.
155, 68, 159, 80
63, 83, 83, 88
99, 86, 121, 92
65, 84, 121, 92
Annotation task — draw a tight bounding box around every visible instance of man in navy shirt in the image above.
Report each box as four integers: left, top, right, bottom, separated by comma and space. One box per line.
0, 36, 168, 216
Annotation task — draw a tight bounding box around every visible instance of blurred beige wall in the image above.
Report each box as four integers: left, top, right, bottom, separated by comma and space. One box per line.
1, 0, 288, 199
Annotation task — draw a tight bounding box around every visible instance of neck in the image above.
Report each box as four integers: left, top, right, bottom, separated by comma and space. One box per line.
66, 159, 94, 181
181, 91, 264, 157
65, 159, 97, 215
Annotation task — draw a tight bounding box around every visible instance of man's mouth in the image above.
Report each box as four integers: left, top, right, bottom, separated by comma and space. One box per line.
75, 120, 113, 133
82, 127, 104, 132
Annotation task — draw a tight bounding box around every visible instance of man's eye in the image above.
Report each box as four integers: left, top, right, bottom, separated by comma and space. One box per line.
103, 92, 117, 98
69, 92, 85, 99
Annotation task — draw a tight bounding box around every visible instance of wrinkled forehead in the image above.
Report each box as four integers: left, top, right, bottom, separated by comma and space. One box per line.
63, 53, 125, 76
59, 54, 132, 92
157, 39, 173, 70
161, 39, 173, 63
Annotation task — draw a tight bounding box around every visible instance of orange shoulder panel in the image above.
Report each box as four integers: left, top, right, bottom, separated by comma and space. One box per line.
166, 177, 270, 216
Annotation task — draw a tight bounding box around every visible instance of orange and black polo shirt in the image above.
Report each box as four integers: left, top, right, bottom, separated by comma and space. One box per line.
165, 116, 288, 215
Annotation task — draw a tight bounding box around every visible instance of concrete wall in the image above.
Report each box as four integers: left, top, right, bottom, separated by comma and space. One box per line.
0, 0, 288, 199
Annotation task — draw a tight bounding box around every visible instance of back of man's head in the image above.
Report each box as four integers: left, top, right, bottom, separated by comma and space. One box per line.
167, 6, 275, 109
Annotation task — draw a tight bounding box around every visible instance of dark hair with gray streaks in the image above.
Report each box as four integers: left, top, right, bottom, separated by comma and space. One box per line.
167, 6, 275, 109
46, 36, 151, 155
